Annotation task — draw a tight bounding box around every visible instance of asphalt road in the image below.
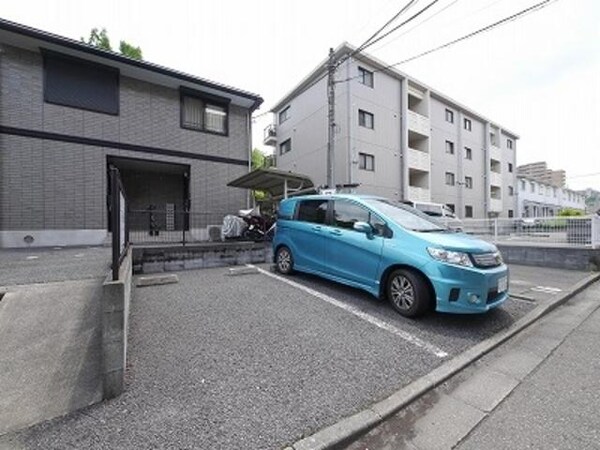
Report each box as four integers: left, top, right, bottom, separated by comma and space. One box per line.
0, 263, 590, 449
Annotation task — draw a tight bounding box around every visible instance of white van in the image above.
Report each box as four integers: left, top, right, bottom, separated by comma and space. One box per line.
402, 201, 463, 231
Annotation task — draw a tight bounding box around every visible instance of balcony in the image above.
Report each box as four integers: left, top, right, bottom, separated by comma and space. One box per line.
490, 144, 501, 161
263, 124, 277, 146
489, 198, 503, 212
408, 186, 431, 202
407, 148, 430, 172
408, 110, 430, 137
489, 171, 502, 187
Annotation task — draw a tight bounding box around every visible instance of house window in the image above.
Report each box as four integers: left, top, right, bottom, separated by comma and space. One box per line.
530, 182, 535, 193
490, 132, 497, 146
507, 139, 513, 149
445, 172, 455, 186
279, 106, 290, 124
465, 147, 472, 160
358, 67, 374, 88
445, 109, 454, 123
358, 110, 374, 129
465, 205, 473, 218
445, 141, 455, 155
521, 180, 526, 190
359, 152, 375, 171
464, 118, 472, 131
508, 186, 514, 196
279, 138, 292, 155
43, 51, 119, 115
508, 209, 514, 218
181, 92, 228, 135
465, 176, 473, 189
508, 162, 513, 173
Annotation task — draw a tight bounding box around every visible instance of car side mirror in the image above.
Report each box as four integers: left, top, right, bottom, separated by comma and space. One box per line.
353, 221, 373, 238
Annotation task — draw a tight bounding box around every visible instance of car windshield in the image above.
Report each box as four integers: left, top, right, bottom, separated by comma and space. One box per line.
364, 199, 446, 232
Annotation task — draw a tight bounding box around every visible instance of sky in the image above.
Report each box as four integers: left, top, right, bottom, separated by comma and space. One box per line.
3, 0, 599, 190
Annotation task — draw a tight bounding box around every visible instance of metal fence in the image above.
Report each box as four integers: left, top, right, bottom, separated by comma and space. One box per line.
459, 216, 600, 248
128, 210, 228, 245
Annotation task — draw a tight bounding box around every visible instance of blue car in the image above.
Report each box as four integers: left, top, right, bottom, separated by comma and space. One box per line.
272, 194, 508, 317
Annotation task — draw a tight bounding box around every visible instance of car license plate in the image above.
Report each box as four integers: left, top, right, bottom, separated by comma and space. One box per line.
498, 276, 508, 293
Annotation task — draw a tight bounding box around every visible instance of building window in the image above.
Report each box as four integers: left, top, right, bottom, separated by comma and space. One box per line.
358, 67, 374, 88
464, 147, 472, 160
279, 138, 292, 155
490, 132, 497, 146
465, 176, 473, 189
358, 110, 374, 129
508, 209, 514, 218
445, 172, 455, 186
358, 152, 375, 171
521, 180, 526, 190
445, 141, 455, 155
181, 92, 228, 135
464, 118, 472, 131
508, 186, 514, 196
279, 106, 290, 124
530, 182, 535, 193
507, 139, 513, 149
465, 205, 473, 218
43, 51, 119, 115
445, 109, 454, 123
508, 162, 513, 173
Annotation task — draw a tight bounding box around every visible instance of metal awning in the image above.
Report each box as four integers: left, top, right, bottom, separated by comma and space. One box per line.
227, 168, 315, 199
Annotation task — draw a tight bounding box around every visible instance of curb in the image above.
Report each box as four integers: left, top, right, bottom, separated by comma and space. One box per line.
287, 272, 600, 450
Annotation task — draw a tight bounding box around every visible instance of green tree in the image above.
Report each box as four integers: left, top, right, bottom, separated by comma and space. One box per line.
251, 148, 265, 170
119, 41, 143, 60
81, 27, 143, 60
558, 208, 583, 217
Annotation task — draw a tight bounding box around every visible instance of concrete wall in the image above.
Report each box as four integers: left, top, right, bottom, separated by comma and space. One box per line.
101, 246, 133, 399
498, 244, 600, 271
0, 44, 251, 247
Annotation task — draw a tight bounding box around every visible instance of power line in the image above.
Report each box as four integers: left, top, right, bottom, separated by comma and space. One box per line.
338, 0, 556, 84
370, 0, 461, 54
358, 0, 442, 53
349, 0, 419, 57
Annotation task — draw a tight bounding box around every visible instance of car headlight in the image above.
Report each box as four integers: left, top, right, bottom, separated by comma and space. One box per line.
427, 247, 473, 267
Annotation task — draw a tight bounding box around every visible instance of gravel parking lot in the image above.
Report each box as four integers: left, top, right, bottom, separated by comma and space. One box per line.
0, 263, 590, 449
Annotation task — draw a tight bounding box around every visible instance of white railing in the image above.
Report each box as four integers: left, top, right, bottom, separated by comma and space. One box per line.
407, 110, 430, 136
460, 216, 600, 248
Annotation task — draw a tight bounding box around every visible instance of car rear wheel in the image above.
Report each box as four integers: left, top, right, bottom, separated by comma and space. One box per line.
387, 269, 430, 317
275, 246, 294, 275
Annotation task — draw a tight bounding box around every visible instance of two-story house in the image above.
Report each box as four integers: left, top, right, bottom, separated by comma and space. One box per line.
0, 19, 262, 248
264, 42, 518, 219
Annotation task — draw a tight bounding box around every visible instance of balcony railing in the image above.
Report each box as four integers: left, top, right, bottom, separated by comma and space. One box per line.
407, 110, 430, 137
408, 186, 431, 202
263, 124, 277, 146
408, 148, 430, 172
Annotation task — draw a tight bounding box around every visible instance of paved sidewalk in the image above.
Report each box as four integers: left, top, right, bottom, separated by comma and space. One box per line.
344, 281, 600, 450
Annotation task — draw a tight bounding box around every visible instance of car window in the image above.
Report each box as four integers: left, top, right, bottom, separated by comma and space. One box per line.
296, 199, 328, 224
333, 200, 387, 236
364, 199, 445, 232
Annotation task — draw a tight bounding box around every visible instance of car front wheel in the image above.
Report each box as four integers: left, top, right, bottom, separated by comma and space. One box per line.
387, 269, 430, 317
275, 246, 294, 275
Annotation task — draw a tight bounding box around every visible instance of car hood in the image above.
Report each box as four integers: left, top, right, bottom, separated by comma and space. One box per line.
415, 231, 497, 253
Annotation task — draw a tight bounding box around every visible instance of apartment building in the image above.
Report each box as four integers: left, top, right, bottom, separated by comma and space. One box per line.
517, 161, 566, 188
264, 43, 518, 219
518, 176, 585, 217
0, 19, 262, 248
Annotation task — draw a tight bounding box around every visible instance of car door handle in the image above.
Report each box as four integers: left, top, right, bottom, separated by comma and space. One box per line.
312, 226, 322, 232
329, 229, 342, 236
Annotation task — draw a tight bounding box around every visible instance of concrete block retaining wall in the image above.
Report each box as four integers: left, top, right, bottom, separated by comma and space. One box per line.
101, 247, 133, 399
132, 242, 273, 275
498, 244, 600, 271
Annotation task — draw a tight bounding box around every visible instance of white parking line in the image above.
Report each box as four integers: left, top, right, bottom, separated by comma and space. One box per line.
248, 265, 449, 359
530, 286, 562, 294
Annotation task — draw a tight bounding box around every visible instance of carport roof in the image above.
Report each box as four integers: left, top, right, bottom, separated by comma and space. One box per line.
227, 168, 315, 199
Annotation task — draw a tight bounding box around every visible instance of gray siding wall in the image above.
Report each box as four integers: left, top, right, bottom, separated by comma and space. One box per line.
0, 44, 250, 231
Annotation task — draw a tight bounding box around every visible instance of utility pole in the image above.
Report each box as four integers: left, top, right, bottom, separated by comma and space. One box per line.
326, 47, 336, 189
